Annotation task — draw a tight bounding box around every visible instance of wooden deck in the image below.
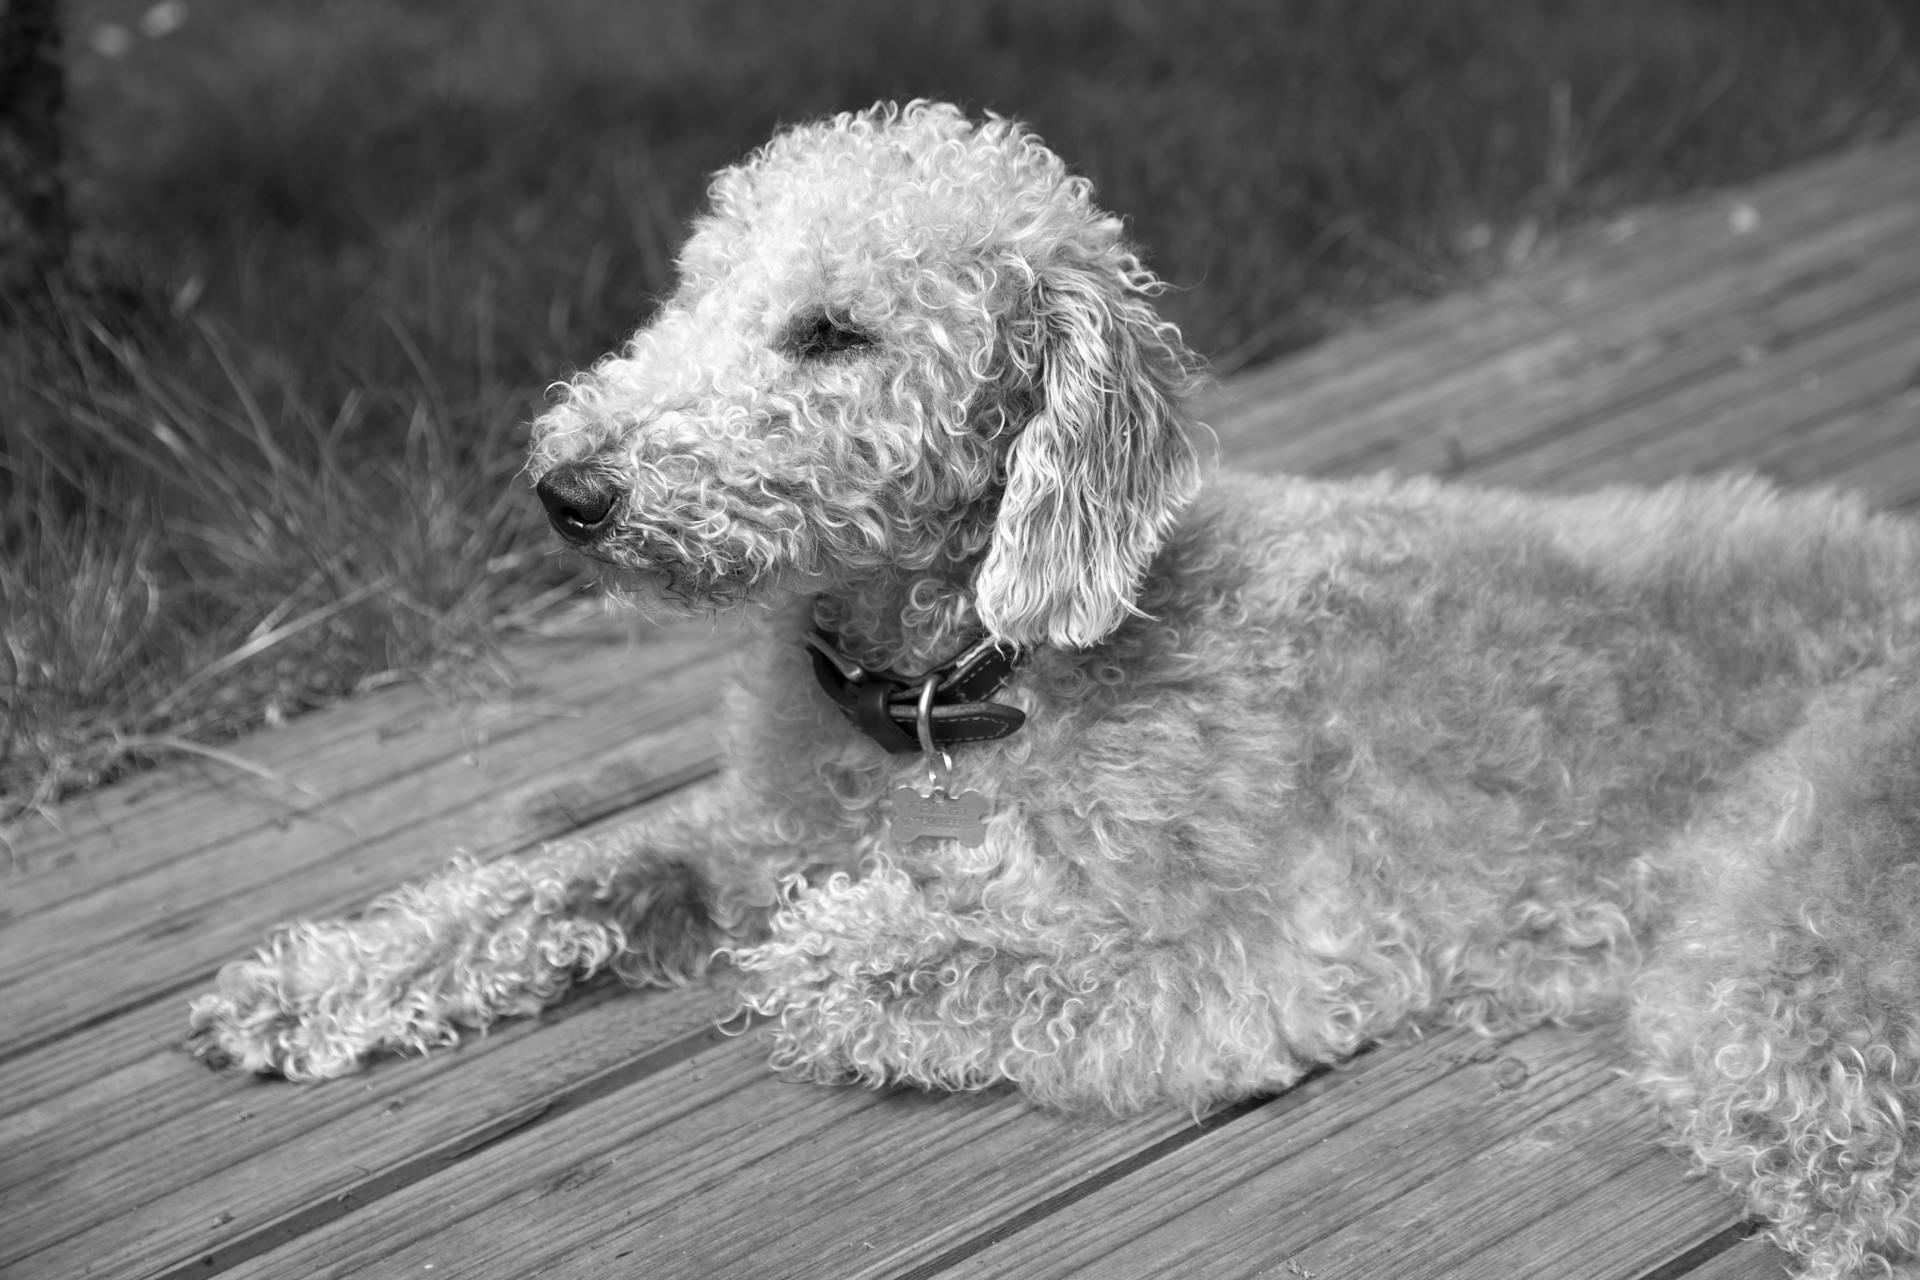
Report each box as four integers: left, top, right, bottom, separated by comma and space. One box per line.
6, 129, 1920, 1280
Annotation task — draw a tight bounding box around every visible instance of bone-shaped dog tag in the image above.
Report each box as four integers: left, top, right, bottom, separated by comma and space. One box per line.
890, 784, 990, 848
890, 677, 993, 848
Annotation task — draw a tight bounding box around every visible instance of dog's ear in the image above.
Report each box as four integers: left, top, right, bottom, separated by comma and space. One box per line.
972, 254, 1204, 649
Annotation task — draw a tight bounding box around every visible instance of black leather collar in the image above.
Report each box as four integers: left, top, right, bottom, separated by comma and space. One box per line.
807, 629, 1025, 754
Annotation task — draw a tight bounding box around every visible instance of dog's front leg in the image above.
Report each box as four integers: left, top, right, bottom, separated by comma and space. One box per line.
732, 857, 1315, 1112
187, 783, 831, 1081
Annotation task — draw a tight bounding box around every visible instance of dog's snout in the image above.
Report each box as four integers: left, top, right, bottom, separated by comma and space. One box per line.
536, 461, 624, 543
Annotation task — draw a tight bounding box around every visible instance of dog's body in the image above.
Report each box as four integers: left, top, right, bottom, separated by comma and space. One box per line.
190, 104, 1920, 1276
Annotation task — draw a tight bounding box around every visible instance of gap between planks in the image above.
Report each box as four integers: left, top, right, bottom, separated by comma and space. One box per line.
0, 680, 725, 1060
196, 1023, 1772, 1280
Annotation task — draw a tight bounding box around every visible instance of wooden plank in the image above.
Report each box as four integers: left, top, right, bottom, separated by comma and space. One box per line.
208, 1031, 1203, 1280
0, 992, 220, 1131
1677, 1235, 1796, 1280
939, 1025, 1770, 1280
0, 664, 721, 1053
0, 693, 712, 989
177, 1026, 1766, 1280
1466, 258, 1920, 483
1206, 134, 1920, 443
0, 587, 736, 1278
1293, 1083, 1726, 1280
0, 784, 705, 1181
1208, 162, 1920, 485
1208, 134, 1920, 471
1220, 203, 1920, 484
0, 981, 731, 1280
0, 614, 596, 890
1722, 384, 1920, 498
1, 613, 727, 915
1832, 428, 1920, 514
1494, 290, 1920, 489
0, 795, 719, 1274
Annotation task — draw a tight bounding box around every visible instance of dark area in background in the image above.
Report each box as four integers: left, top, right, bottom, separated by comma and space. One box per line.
68, 0, 1920, 378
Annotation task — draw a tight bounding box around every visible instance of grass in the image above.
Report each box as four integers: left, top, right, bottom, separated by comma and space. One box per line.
4, 0, 1919, 826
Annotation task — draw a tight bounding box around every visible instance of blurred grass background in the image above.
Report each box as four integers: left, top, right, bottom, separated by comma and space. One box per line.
4, 0, 1919, 823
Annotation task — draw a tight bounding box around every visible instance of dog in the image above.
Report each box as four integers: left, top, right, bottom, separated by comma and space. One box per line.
189, 101, 1920, 1277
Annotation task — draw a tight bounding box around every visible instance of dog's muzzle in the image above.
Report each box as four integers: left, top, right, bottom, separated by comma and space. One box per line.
536, 461, 625, 544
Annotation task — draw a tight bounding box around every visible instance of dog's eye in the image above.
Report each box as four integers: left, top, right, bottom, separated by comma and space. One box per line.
780, 312, 873, 361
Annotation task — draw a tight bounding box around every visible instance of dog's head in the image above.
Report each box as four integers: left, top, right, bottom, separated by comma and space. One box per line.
528, 100, 1204, 649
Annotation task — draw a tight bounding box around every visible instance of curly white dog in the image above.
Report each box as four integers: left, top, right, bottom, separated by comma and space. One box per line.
191, 102, 1920, 1278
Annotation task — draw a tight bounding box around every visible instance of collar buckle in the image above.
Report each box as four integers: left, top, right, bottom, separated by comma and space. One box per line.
806, 629, 1027, 754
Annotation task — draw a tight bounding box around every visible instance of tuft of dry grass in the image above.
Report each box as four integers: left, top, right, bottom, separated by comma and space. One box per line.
1, 289, 583, 819
4, 0, 1918, 823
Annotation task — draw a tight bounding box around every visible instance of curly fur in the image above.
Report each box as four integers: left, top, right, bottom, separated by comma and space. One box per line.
189, 102, 1920, 1277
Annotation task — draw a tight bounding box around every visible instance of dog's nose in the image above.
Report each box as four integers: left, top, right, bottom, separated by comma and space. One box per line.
536, 461, 624, 543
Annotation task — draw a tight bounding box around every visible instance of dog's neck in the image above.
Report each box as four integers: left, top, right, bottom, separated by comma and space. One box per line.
810, 565, 985, 678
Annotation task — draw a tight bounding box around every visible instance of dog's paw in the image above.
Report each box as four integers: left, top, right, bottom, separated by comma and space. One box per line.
185, 959, 371, 1081
183, 1014, 270, 1076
